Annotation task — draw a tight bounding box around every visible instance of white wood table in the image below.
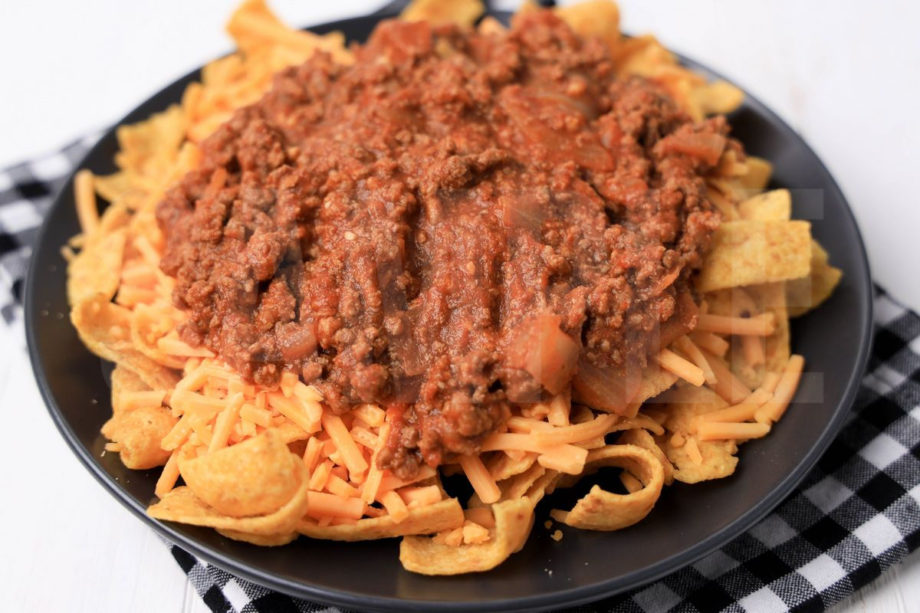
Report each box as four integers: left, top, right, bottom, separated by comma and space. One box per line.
1, 1, 918, 611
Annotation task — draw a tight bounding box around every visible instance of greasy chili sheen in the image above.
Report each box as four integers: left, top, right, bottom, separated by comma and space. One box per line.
158, 11, 735, 478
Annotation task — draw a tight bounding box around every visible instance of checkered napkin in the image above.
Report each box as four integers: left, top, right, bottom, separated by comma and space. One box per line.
3, 141, 920, 613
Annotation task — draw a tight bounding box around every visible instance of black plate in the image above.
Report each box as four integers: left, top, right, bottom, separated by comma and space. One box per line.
26, 10, 873, 612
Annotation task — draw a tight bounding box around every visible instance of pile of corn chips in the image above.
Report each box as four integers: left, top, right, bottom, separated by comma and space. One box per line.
65, 0, 841, 574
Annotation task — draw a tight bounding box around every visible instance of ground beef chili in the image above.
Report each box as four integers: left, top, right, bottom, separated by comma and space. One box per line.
157, 11, 737, 478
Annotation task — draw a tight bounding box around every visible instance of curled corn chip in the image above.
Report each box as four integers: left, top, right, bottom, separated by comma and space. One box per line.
691, 80, 744, 115
550, 444, 664, 530
618, 428, 675, 485
148, 460, 309, 536
738, 189, 791, 221
555, 0, 620, 51
114, 105, 187, 180
70, 294, 180, 390
92, 171, 143, 208
110, 365, 151, 415
101, 406, 176, 469
179, 430, 303, 517
401, 0, 484, 26
228, 0, 353, 64
696, 220, 812, 292
739, 157, 773, 191
298, 498, 464, 541
399, 498, 534, 575
67, 224, 127, 306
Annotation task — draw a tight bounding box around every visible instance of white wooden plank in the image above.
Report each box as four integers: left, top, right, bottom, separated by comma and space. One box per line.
886, 549, 920, 613
830, 548, 920, 612
0, 338, 188, 612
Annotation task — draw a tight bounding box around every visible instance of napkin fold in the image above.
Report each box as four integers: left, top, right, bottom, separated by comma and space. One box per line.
3, 140, 918, 613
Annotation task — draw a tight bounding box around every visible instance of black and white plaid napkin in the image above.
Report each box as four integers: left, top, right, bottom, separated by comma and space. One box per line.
4, 141, 919, 613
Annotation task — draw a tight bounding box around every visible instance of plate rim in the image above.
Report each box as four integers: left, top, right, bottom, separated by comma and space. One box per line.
25, 10, 874, 612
